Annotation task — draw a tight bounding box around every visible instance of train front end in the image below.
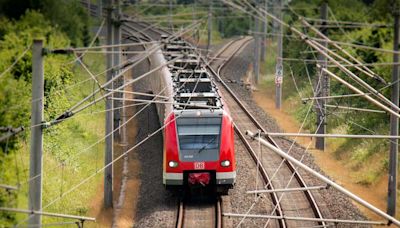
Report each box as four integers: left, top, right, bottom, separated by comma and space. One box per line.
163, 109, 236, 193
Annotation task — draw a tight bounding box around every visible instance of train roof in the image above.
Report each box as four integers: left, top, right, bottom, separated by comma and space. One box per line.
161, 37, 222, 111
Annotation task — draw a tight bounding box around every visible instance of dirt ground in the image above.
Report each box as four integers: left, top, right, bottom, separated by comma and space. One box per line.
87, 62, 141, 228
252, 88, 393, 221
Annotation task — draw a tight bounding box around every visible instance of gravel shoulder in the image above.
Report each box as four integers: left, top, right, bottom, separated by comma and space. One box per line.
219, 39, 370, 227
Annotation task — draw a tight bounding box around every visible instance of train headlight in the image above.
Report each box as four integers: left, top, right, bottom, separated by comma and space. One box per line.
221, 160, 230, 167
168, 161, 178, 168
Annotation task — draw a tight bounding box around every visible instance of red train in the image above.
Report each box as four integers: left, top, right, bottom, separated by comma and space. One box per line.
147, 36, 236, 193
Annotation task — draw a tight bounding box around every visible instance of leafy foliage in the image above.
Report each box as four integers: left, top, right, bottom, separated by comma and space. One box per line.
0, 0, 90, 46
0, 8, 104, 226
284, 0, 397, 184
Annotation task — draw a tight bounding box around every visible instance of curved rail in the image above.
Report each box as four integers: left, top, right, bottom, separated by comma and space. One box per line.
209, 38, 286, 228
122, 17, 324, 227
208, 37, 326, 227
123, 20, 223, 228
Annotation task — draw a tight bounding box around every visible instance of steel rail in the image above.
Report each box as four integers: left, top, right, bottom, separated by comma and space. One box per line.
207, 37, 326, 227
122, 20, 222, 228
176, 198, 222, 228
176, 200, 184, 228
209, 38, 286, 228
122, 17, 321, 228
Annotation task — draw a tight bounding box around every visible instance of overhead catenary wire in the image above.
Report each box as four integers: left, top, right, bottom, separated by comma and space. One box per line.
36, 59, 209, 217
65, 55, 183, 118
34, 18, 203, 129
17, 55, 201, 194
0, 207, 95, 222
248, 4, 400, 113
17, 221, 79, 228
0, 45, 31, 79
321, 67, 400, 118
68, 40, 159, 52
223, 1, 380, 226
247, 130, 400, 226
14, 8, 209, 224
327, 6, 366, 44
324, 104, 386, 113
74, 52, 103, 90
63, 18, 106, 66
0, 126, 24, 143
24, 19, 219, 222
301, 18, 386, 84
52, 44, 161, 123
303, 17, 389, 27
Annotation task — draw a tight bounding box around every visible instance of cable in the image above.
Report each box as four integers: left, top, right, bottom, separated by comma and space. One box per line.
63, 18, 106, 66
304, 17, 389, 27
0, 45, 31, 79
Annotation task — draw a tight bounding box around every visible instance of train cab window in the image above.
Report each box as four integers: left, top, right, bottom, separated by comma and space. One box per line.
179, 133, 219, 150
176, 117, 222, 162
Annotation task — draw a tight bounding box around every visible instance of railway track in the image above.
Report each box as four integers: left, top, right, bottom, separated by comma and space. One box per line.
120, 23, 224, 228
176, 196, 222, 228
121, 17, 325, 227
207, 37, 326, 227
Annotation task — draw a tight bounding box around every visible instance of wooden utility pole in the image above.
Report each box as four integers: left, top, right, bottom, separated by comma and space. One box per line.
113, 0, 121, 140
28, 39, 44, 227
388, 8, 399, 217
275, 0, 283, 109
104, 0, 114, 209
315, 1, 328, 150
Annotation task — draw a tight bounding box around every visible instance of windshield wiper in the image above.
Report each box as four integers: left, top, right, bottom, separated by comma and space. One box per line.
198, 136, 216, 154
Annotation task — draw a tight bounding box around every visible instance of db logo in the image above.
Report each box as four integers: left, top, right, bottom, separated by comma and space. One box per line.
194, 162, 205, 170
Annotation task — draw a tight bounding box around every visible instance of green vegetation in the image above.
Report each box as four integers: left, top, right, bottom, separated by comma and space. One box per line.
126, 0, 399, 186
0, 1, 106, 226
123, 1, 250, 45
257, 0, 399, 186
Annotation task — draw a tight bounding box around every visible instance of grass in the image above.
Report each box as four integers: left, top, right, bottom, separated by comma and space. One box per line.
257, 39, 392, 187
0, 53, 107, 227
123, 4, 225, 47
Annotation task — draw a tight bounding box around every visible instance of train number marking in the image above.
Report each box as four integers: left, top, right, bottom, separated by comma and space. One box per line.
194, 162, 205, 170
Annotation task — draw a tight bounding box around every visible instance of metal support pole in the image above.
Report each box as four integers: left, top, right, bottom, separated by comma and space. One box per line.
98, 0, 103, 18
260, 0, 267, 62
104, 0, 114, 209
315, 1, 328, 150
87, 0, 91, 17
275, 0, 283, 109
246, 130, 400, 226
28, 39, 44, 227
254, 2, 260, 85
113, 0, 122, 140
207, 0, 212, 56
255, 5, 400, 112
192, 1, 196, 40
169, 0, 173, 31
388, 9, 400, 217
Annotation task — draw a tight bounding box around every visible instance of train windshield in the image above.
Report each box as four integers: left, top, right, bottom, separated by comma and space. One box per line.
176, 117, 222, 162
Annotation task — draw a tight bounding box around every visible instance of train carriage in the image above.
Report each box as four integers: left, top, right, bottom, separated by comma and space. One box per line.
147, 36, 236, 193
